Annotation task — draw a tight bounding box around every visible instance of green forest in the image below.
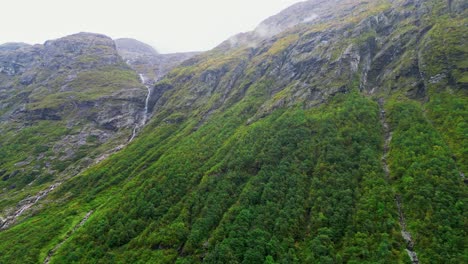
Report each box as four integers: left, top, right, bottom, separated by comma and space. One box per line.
0, 0, 466, 263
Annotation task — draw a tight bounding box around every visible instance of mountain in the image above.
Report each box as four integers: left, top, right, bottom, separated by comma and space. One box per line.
115, 38, 200, 84
0, 32, 148, 228
115, 38, 160, 57
0, 0, 466, 263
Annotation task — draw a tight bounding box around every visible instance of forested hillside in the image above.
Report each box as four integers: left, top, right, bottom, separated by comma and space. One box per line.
0, 0, 466, 263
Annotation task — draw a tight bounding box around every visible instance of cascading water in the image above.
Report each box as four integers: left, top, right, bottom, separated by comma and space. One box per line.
129, 74, 151, 142
140, 74, 151, 125
1, 73, 154, 230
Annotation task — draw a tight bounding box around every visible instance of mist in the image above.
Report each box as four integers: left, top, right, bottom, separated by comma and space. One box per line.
0, 0, 305, 53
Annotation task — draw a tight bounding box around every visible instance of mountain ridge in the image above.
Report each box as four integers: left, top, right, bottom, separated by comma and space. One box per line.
0, 0, 466, 263
115, 37, 200, 84
0, 32, 147, 229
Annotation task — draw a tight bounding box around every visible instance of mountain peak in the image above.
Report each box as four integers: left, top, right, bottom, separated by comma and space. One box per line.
223, 0, 393, 49
115, 38, 159, 56
0, 42, 32, 52
44, 32, 115, 50
0, 1, 466, 263
45, 32, 113, 44
115, 38, 198, 83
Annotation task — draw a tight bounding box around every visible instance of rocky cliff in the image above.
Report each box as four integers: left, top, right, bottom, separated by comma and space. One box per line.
115, 38, 200, 84
0, 1, 466, 263
0, 32, 146, 225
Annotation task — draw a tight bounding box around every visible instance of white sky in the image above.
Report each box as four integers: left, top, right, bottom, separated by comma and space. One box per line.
1, 0, 304, 53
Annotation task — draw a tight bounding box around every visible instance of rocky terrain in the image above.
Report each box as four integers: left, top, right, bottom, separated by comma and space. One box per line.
115, 38, 200, 84
0, 0, 466, 263
0, 32, 147, 226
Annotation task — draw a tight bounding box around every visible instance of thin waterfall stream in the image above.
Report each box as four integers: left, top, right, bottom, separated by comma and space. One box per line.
129, 74, 151, 142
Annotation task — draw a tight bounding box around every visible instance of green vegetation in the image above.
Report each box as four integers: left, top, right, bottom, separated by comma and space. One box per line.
386, 98, 466, 262
0, 92, 408, 264
28, 67, 141, 110
0, 120, 69, 200
420, 13, 468, 87
0, 62, 142, 213
0, 1, 465, 263
267, 34, 299, 55
425, 91, 468, 174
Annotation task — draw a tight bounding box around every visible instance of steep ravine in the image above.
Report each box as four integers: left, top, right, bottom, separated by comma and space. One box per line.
378, 99, 419, 264
395, 195, 419, 264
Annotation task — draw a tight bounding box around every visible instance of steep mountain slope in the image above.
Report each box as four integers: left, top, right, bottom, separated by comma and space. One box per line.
0, 0, 466, 263
115, 38, 200, 84
0, 33, 147, 228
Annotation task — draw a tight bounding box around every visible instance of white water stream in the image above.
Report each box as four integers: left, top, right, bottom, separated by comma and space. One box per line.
1, 74, 153, 231
0, 182, 61, 230
129, 74, 151, 142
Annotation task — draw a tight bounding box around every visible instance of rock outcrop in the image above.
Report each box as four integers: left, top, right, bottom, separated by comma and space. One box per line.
0, 32, 146, 220
115, 38, 200, 84
0, 1, 465, 263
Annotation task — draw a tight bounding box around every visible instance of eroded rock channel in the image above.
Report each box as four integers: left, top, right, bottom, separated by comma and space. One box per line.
379, 99, 419, 264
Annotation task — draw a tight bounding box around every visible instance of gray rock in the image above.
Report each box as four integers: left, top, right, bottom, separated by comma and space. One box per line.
115, 38, 200, 83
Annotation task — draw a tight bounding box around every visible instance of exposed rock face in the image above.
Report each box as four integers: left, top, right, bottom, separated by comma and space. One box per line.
115, 38, 200, 84
224, 0, 387, 49
42, 33, 121, 69
0, 32, 146, 131
0, 33, 146, 217
163, 0, 465, 125
0, 1, 466, 263
114, 38, 159, 56
254, 0, 328, 38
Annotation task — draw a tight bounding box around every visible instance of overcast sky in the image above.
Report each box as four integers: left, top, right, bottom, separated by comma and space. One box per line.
1, 0, 304, 53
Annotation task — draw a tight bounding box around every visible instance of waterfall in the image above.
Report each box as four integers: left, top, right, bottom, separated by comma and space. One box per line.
0, 183, 61, 230
129, 126, 138, 142
129, 74, 151, 142
140, 74, 151, 125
